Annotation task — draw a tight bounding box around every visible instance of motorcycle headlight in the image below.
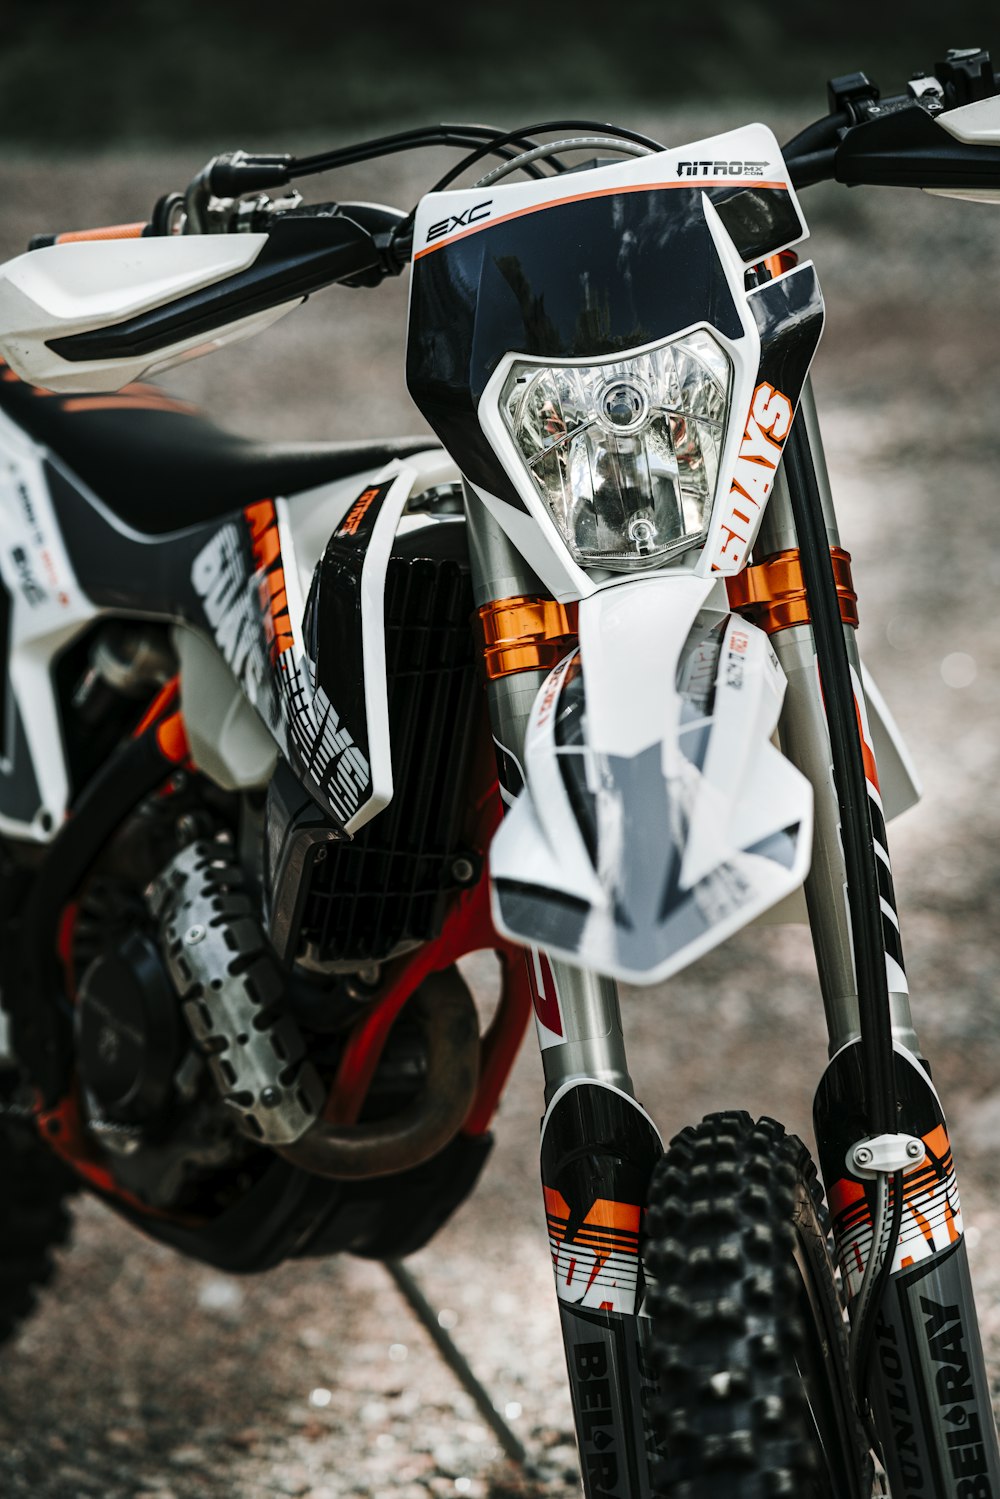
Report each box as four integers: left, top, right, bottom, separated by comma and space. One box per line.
500, 331, 731, 572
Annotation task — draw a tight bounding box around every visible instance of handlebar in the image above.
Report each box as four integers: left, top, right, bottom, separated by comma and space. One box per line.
782, 48, 1000, 190
24, 44, 1000, 358
29, 220, 152, 251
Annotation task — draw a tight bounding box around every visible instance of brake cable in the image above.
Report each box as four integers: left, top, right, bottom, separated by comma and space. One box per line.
474, 135, 652, 188
288, 122, 565, 181
424, 117, 665, 196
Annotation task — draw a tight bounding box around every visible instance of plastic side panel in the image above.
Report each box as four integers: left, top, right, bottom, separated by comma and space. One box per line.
304, 470, 415, 834
0, 411, 98, 839
540, 1080, 664, 1499
862, 662, 921, 821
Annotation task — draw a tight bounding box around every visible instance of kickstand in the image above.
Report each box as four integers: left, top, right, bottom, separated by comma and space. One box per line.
384, 1258, 533, 1473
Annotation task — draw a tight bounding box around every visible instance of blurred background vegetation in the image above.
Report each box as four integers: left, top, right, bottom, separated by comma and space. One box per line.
1, 0, 996, 149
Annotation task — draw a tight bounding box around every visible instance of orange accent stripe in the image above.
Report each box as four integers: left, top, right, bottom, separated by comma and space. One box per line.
573, 1233, 639, 1256
923, 1124, 950, 1161
760, 249, 799, 279
338, 486, 381, 537
829, 1177, 866, 1217
900, 1255, 914, 1268
726, 547, 858, 635
583, 1199, 641, 1234
477, 595, 578, 681
55, 221, 147, 244
133, 677, 180, 738
414, 178, 790, 259
155, 711, 189, 765
59, 395, 198, 416
573, 1222, 640, 1243
945, 1201, 960, 1244
543, 1186, 571, 1219
854, 694, 881, 793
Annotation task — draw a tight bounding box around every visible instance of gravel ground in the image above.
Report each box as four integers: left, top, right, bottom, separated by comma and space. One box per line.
2, 109, 1000, 1497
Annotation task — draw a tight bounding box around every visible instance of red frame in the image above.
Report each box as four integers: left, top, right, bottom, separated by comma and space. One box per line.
36, 687, 535, 1215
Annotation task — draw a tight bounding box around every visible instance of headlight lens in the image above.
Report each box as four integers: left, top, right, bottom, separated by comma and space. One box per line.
501, 331, 731, 572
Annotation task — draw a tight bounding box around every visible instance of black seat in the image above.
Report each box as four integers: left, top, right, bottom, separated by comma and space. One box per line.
0, 363, 438, 535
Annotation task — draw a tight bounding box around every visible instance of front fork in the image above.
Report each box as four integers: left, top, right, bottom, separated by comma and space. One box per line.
468, 496, 664, 1498
753, 383, 1000, 1495
466, 366, 1000, 1498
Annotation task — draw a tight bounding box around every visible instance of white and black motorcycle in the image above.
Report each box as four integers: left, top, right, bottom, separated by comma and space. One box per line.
1, 48, 999, 1498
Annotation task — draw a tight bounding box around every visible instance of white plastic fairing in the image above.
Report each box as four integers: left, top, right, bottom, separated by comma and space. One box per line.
0, 235, 301, 392
411, 122, 804, 260
490, 574, 814, 984
924, 187, 1000, 205
937, 94, 1000, 145
0, 409, 100, 841
467, 125, 821, 597
929, 96, 1000, 201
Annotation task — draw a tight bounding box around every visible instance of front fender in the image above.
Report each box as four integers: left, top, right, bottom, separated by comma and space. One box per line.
489, 574, 813, 984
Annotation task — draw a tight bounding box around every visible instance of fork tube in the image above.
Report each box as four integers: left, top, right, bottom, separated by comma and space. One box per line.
466, 486, 658, 1499
464, 488, 633, 1100
753, 381, 919, 1059
758, 386, 1000, 1497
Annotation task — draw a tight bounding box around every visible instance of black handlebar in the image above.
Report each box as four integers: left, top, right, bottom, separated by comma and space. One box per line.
782, 50, 1000, 190
26, 44, 1000, 357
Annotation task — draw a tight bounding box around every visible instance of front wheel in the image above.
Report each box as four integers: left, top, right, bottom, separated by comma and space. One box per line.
643, 1111, 872, 1498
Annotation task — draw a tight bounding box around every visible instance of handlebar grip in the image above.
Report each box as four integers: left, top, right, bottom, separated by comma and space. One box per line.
28, 221, 151, 251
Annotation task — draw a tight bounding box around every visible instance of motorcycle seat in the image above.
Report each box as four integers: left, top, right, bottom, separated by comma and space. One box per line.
0, 363, 438, 535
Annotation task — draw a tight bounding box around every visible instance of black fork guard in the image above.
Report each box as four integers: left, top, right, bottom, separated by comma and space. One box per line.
787, 412, 1000, 1493
539, 1081, 663, 1499
536, 408, 1000, 1497
815, 1041, 999, 1496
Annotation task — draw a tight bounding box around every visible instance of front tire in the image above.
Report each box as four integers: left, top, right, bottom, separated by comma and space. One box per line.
643, 1111, 871, 1498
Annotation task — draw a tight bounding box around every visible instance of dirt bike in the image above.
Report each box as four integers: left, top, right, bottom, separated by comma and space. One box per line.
1, 44, 999, 1498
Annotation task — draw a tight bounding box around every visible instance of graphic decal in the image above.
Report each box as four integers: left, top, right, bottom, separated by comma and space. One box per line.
413, 177, 791, 259
702, 261, 825, 578
337, 484, 383, 537
830, 1125, 963, 1298
851, 664, 908, 995
491, 595, 810, 986
676, 158, 771, 177
492, 735, 525, 810
528, 947, 563, 1045
190, 494, 373, 829
540, 1081, 661, 1317
560, 1307, 663, 1499
305, 478, 396, 784
546, 1187, 643, 1314
245, 499, 293, 659
191, 516, 282, 725
709, 380, 793, 571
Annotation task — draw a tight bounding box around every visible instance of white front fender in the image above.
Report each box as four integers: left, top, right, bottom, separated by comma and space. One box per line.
489, 574, 814, 984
